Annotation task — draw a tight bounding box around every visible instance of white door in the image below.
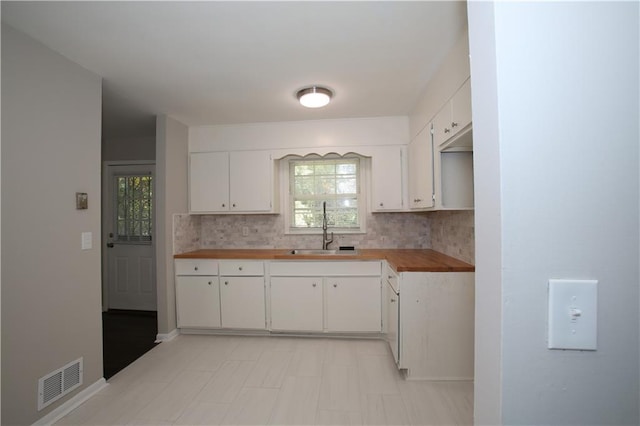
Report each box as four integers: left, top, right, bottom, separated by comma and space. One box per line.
270, 276, 323, 331
326, 276, 381, 332
189, 152, 229, 213
105, 164, 156, 311
176, 276, 221, 328
220, 276, 266, 329
229, 151, 272, 212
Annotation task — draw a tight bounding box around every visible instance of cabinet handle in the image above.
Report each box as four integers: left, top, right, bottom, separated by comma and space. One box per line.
444, 128, 450, 134
451, 121, 458, 128
333, 283, 337, 288
225, 281, 229, 285
414, 198, 422, 203
391, 298, 396, 303
312, 283, 317, 287
388, 275, 393, 279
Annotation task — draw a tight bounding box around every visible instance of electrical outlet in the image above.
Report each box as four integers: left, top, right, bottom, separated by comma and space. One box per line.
242, 226, 249, 237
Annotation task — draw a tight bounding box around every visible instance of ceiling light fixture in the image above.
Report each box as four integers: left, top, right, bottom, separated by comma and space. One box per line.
296, 86, 333, 108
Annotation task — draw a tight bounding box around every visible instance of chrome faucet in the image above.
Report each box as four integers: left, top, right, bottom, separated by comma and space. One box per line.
322, 201, 334, 250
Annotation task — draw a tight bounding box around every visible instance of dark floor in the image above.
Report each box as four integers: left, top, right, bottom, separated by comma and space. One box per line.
102, 310, 159, 379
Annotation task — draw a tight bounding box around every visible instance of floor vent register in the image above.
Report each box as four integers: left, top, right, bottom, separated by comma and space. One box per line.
37, 357, 83, 410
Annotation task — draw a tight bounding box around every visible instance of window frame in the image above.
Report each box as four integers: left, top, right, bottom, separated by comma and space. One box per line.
280, 154, 368, 235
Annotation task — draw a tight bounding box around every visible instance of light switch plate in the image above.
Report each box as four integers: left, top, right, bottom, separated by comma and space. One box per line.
81, 232, 92, 250
548, 279, 597, 350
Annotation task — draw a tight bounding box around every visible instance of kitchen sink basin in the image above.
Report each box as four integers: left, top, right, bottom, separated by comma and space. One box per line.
288, 249, 359, 255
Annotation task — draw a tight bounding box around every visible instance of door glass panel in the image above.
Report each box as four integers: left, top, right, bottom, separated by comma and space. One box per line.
114, 175, 153, 243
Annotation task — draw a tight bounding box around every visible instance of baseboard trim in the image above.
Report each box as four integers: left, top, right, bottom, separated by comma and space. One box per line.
32, 378, 108, 426
155, 328, 179, 342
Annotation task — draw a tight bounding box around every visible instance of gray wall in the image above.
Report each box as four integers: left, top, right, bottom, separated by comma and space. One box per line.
102, 136, 156, 162
1, 25, 103, 425
469, 2, 639, 424
155, 115, 188, 335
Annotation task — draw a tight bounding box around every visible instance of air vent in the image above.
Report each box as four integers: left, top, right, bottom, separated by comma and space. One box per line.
38, 358, 83, 411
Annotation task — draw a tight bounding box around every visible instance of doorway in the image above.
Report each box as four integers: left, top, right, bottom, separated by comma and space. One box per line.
101, 161, 158, 378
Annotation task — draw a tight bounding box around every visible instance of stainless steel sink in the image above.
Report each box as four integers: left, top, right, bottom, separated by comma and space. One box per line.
289, 249, 358, 255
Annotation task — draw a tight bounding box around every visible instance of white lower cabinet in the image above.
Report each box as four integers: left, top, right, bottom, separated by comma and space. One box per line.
270, 277, 323, 332
176, 276, 221, 328
398, 271, 475, 380
175, 259, 390, 335
326, 276, 382, 332
220, 276, 266, 330
269, 261, 383, 334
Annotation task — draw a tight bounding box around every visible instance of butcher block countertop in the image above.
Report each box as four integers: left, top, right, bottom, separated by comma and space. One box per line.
174, 249, 474, 273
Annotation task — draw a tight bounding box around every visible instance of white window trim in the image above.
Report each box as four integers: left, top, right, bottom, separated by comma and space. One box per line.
279, 155, 369, 235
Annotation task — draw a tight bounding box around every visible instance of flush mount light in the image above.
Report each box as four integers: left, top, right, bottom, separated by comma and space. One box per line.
296, 86, 333, 108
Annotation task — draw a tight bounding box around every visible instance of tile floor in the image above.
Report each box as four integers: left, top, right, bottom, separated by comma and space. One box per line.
56, 335, 473, 425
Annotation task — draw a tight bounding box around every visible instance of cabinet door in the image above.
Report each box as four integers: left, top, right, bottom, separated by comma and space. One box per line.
408, 126, 434, 209
270, 277, 323, 331
176, 276, 221, 328
189, 152, 229, 212
371, 146, 405, 211
450, 79, 472, 136
326, 276, 381, 332
220, 276, 266, 329
387, 281, 400, 364
229, 151, 273, 212
432, 102, 453, 148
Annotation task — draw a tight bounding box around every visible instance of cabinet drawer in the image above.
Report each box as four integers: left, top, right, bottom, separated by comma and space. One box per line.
270, 261, 381, 277
219, 260, 264, 276
175, 259, 219, 276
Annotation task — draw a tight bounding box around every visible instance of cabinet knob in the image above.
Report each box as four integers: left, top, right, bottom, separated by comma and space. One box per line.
451, 121, 458, 128
312, 283, 317, 287
388, 275, 393, 279
379, 202, 384, 207
238, 266, 243, 271
208, 281, 212, 286
333, 283, 337, 288
225, 281, 229, 285
444, 128, 450, 134
391, 298, 396, 303
232, 203, 236, 208
194, 266, 198, 271
414, 198, 422, 203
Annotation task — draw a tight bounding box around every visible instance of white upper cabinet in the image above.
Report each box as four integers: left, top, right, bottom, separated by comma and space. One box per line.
370, 146, 406, 212
432, 79, 472, 148
189, 151, 230, 213
408, 125, 434, 210
229, 151, 273, 212
189, 150, 277, 214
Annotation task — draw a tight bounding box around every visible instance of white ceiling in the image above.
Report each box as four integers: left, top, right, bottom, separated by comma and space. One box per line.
2, 1, 468, 138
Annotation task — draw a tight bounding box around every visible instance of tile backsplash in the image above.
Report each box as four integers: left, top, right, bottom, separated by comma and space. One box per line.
173, 210, 475, 264
429, 210, 475, 264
